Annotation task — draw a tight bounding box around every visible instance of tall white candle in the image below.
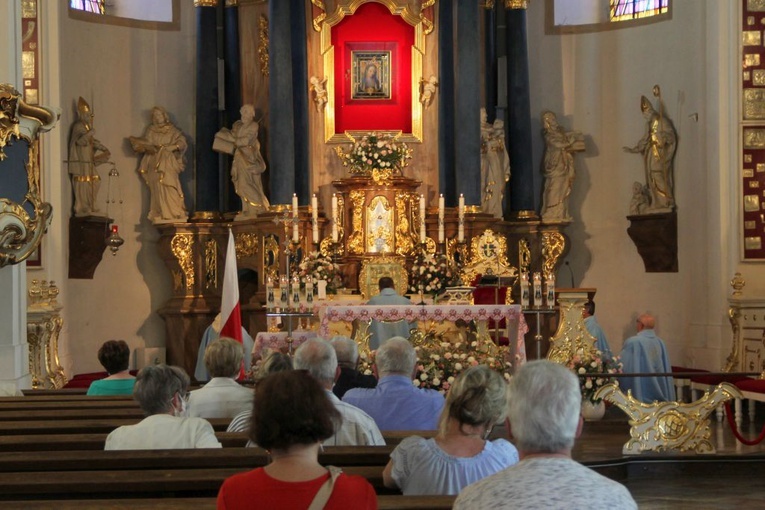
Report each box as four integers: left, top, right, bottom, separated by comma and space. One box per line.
458, 194, 465, 242
292, 194, 299, 243
419, 194, 426, 243
311, 194, 319, 244
331, 194, 339, 242
438, 194, 445, 244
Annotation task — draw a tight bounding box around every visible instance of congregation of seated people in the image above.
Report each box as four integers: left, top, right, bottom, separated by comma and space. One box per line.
69, 318, 653, 507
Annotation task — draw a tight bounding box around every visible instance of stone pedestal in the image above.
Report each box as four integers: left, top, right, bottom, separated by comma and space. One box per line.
27, 280, 66, 389
627, 211, 678, 272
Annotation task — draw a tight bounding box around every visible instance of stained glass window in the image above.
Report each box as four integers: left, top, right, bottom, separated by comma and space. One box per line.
70, 0, 104, 15
610, 0, 668, 22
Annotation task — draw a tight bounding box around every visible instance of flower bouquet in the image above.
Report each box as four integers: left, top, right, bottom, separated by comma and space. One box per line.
413, 337, 511, 395
409, 252, 460, 298
298, 251, 343, 294
566, 349, 623, 403
337, 132, 412, 177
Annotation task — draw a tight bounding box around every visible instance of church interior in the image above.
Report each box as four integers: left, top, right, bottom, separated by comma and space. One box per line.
2, 0, 765, 507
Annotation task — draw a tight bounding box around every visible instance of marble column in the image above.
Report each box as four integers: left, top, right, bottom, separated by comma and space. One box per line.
484, 3, 498, 123
0, 264, 31, 390
437, 0, 456, 201
505, 2, 535, 216
194, 0, 221, 214
290, 0, 309, 201
223, 0, 242, 213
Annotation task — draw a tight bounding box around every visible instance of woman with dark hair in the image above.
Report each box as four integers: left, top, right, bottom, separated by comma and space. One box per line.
86, 340, 135, 396
382, 365, 518, 495
217, 370, 377, 509
104, 365, 221, 450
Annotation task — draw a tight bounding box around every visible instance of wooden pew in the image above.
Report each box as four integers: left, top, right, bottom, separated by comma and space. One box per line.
0, 418, 232, 435
0, 408, 146, 421
10, 495, 456, 510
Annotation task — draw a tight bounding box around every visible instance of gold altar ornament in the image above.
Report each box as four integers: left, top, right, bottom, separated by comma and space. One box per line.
541, 232, 565, 280
743, 30, 763, 46
744, 128, 765, 149
744, 89, 765, 120
358, 255, 408, 299
171, 233, 195, 291
460, 229, 517, 286
263, 234, 279, 285
348, 190, 366, 255
596, 382, 743, 454
235, 232, 258, 258
505, 0, 528, 8
547, 290, 596, 364
204, 239, 218, 290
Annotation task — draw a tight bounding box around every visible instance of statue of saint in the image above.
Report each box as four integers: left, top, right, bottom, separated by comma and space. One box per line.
623, 93, 677, 213
129, 107, 188, 224
68, 97, 111, 217
480, 108, 511, 219
540, 111, 584, 222
214, 104, 270, 218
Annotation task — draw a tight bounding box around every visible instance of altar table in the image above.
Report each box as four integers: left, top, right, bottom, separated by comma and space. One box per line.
252, 331, 318, 359
319, 304, 528, 363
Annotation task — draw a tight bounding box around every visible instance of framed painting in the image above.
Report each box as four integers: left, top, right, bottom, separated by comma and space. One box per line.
351, 51, 391, 100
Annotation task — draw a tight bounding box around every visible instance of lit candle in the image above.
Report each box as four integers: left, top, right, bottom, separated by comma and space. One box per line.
331, 194, 339, 242
533, 272, 542, 308
458, 194, 465, 243
545, 274, 556, 308
438, 194, 445, 244
419, 194, 426, 243
292, 194, 299, 243
311, 194, 319, 244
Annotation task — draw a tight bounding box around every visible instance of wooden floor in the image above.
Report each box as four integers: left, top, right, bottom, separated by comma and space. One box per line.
568, 405, 765, 509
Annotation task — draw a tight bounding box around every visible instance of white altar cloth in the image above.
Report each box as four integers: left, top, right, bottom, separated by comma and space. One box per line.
319, 304, 528, 361
252, 330, 318, 359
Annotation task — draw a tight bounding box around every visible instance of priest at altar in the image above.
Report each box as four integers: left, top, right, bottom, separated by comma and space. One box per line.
367, 277, 417, 350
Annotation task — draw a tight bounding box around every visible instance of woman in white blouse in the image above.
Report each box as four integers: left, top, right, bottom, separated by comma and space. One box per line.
382, 365, 519, 495
188, 338, 254, 419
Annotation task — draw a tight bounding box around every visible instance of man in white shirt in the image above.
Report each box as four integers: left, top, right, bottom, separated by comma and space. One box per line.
188, 338, 254, 419
293, 338, 385, 446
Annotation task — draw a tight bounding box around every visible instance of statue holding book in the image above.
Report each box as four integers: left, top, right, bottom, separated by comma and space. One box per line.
214, 104, 269, 218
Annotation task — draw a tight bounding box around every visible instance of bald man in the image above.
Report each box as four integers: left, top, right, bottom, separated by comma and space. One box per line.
619, 313, 675, 403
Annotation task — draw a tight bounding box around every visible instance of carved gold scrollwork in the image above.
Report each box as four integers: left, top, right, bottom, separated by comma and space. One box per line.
541, 232, 565, 280
171, 234, 195, 291
204, 239, 218, 291
518, 238, 531, 275
597, 381, 742, 454
258, 14, 269, 78
724, 305, 741, 372
263, 234, 279, 284
45, 315, 66, 388
26, 325, 43, 389
419, 0, 436, 35
311, 0, 327, 32
235, 232, 258, 258
366, 196, 393, 253
505, 0, 528, 8
358, 255, 408, 299
395, 193, 413, 256
348, 190, 365, 255
547, 293, 595, 365
460, 229, 517, 286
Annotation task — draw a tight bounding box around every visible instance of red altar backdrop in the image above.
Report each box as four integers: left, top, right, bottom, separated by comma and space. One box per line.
332, 2, 413, 134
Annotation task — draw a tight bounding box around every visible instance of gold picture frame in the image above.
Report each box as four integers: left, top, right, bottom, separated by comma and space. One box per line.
351, 50, 392, 100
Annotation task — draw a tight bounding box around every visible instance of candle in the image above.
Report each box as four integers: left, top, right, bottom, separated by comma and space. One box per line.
292, 194, 299, 243
458, 194, 465, 243
331, 194, 339, 242
311, 194, 319, 244
545, 274, 556, 308
438, 194, 445, 244
520, 272, 530, 308
533, 272, 542, 308
419, 194, 426, 243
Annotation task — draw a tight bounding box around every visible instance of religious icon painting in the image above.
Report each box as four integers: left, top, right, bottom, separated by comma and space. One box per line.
351, 51, 391, 100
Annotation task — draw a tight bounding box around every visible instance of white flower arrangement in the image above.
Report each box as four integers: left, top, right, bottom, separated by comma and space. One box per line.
338, 132, 412, 176
409, 253, 459, 296
566, 349, 623, 403
298, 251, 343, 294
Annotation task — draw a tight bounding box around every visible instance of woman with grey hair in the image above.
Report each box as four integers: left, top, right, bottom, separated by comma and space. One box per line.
104, 364, 221, 450
382, 365, 518, 495
188, 338, 254, 419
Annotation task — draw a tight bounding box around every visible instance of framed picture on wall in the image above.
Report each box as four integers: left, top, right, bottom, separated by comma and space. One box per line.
351, 51, 391, 100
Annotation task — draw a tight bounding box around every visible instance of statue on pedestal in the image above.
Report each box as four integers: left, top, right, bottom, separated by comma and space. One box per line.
213, 104, 270, 218
623, 89, 677, 213
129, 106, 188, 224
540, 111, 584, 222
68, 97, 111, 217
480, 108, 511, 219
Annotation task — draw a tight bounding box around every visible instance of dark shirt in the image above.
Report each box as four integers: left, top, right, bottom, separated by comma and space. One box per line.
333, 366, 377, 399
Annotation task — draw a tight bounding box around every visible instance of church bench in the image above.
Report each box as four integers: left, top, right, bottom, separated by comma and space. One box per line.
8, 394, 133, 402
0, 408, 146, 421
0, 418, 232, 435
0, 399, 139, 410
0, 465, 389, 500
0, 446, 395, 472
11, 495, 457, 510
0, 432, 249, 451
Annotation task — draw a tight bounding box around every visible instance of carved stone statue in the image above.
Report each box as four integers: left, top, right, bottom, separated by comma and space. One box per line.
480, 108, 511, 219
214, 104, 270, 218
623, 91, 677, 213
540, 111, 584, 222
68, 97, 111, 217
129, 107, 188, 224
309, 76, 328, 112
629, 181, 650, 215
419, 75, 438, 108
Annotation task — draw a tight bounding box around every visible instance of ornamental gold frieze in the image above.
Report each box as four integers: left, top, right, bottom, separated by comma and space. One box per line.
541, 231, 565, 280
505, 0, 528, 9
204, 238, 218, 291
194, 0, 219, 7
170, 233, 195, 291
596, 381, 742, 454
312, 0, 437, 34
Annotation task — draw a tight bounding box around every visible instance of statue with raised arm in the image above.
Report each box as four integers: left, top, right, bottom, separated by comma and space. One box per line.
68, 97, 111, 217
623, 89, 677, 213
480, 108, 511, 219
214, 104, 270, 218
129, 106, 188, 224
540, 111, 585, 222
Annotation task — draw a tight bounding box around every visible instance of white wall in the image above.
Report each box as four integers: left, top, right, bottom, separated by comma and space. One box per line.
38, 2, 196, 375
526, 1, 739, 369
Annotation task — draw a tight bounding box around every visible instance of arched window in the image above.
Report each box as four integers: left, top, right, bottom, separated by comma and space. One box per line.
70, 0, 104, 15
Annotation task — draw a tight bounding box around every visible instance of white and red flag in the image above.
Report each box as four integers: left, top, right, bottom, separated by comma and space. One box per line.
219, 229, 245, 379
